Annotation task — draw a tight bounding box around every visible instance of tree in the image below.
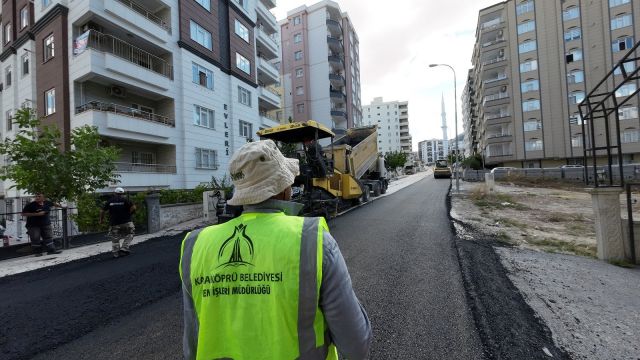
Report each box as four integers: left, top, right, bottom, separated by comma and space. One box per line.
462, 154, 483, 170
384, 151, 408, 171
0, 108, 120, 202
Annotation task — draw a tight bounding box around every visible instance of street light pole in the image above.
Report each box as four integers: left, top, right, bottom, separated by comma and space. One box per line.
429, 63, 459, 192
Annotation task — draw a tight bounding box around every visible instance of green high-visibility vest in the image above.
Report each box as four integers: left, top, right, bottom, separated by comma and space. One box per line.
180, 212, 339, 360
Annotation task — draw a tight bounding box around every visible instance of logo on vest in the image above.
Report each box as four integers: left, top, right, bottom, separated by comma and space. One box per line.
217, 224, 254, 268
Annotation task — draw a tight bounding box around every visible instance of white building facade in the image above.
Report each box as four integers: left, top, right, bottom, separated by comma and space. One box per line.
363, 97, 411, 155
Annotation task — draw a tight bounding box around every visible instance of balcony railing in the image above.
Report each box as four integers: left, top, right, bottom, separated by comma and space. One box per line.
115, 0, 171, 33
482, 37, 505, 48
487, 132, 512, 139
82, 30, 173, 79
75, 101, 175, 127
482, 56, 506, 66
485, 112, 511, 120
115, 162, 176, 173
480, 18, 504, 30
483, 92, 509, 104
483, 74, 507, 84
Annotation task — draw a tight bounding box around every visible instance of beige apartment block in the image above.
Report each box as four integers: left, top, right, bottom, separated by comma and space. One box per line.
466, 0, 640, 168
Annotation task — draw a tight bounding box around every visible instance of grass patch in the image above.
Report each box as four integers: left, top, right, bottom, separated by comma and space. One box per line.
496, 230, 514, 244
609, 259, 636, 268
497, 217, 528, 229
470, 189, 530, 211
528, 237, 597, 257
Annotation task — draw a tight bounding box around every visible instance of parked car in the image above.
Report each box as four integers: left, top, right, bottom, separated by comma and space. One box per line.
490, 167, 517, 174
434, 159, 452, 179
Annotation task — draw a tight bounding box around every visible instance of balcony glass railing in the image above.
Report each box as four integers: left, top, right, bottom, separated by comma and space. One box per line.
482, 37, 505, 48
483, 74, 507, 84
75, 101, 175, 127
480, 18, 504, 30
82, 30, 173, 79
115, 162, 176, 173
115, 0, 171, 33
483, 92, 509, 104
481, 56, 506, 66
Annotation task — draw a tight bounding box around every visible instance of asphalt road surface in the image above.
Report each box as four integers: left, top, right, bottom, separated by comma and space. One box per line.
0, 175, 565, 359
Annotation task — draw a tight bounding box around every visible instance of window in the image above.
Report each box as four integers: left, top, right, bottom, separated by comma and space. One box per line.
21, 54, 29, 75
193, 105, 215, 128
525, 139, 543, 151
567, 70, 584, 84
296, 68, 303, 77
565, 49, 582, 63
236, 53, 251, 74
614, 61, 635, 75
45, 88, 55, 116
236, 0, 247, 10
190, 21, 212, 50
521, 79, 539, 93
195, 0, 211, 11
296, 86, 304, 95
192, 63, 214, 89
20, 7, 28, 29
524, 119, 542, 131
234, 20, 249, 43
4, 23, 11, 44
520, 59, 538, 73
238, 86, 251, 106
564, 27, 581, 41
612, 36, 633, 52
611, 14, 632, 30
239, 120, 253, 138
294, 51, 303, 61
4, 67, 11, 87
618, 105, 638, 119
616, 83, 636, 97
132, 103, 154, 114
132, 151, 155, 165
294, 33, 302, 43
6, 110, 13, 132
518, 40, 537, 54
622, 128, 639, 143
517, 21, 535, 35
563, 7, 580, 21
522, 99, 540, 111
569, 91, 585, 104
44, 34, 54, 61
569, 113, 583, 125
516, 1, 534, 15
571, 134, 583, 147
195, 148, 218, 169
610, 0, 631, 7
293, 16, 301, 25
296, 103, 304, 113
42, 0, 52, 8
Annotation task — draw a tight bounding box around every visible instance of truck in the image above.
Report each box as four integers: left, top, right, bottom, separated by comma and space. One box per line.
256, 120, 388, 218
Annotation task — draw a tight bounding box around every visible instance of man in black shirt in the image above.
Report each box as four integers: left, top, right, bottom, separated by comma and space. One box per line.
100, 187, 136, 258
21, 192, 62, 256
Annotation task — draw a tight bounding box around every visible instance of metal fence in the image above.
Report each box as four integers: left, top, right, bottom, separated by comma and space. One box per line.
462, 165, 640, 183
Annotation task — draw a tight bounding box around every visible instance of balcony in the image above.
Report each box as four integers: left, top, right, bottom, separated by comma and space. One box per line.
257, 57, 279, 85
74, 102, 175, 142
259, 87, 280, 110
256, 28, 279, 60
482, 37, 505, 48
256, 1, 278, 34
480, 18, 505, 31
101, 0, 172, 44
260, 113, 280, 128
481, 56, 506, 67
483, 92, 509, 105
329, 73, 345, 87
331, 109, 347, 122
328, 55, 345, 71
116, 162, 176, 173
483, 74, 508, 86
326, 18, 342, 37
327, 36, 343, 53
330, 90, 347, 102
260, 0, 276, 9
75, 30, 173, 90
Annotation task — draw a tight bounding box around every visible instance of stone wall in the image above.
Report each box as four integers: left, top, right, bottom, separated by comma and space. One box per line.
159, 203, 202, 229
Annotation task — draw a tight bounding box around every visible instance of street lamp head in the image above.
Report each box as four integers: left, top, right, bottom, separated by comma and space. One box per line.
429, 64, 438, 67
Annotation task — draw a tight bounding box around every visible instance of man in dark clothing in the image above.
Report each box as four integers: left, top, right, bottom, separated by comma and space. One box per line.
99, 187, 136, 258
21, 192, 62, 257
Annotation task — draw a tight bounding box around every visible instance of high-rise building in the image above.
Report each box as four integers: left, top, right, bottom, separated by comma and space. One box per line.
279, 0, 362, 131
468, 0, 640, 168
362, 97, 411, 155
418, 139, 446, 165
0, 0, 281, 203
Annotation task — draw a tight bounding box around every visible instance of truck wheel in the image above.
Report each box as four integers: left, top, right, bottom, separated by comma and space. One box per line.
381, 182, 387, 194
373, 183, 381, 197
362, 188, 370, 202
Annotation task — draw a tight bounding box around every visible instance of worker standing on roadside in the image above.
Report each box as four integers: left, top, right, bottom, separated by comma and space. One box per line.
21, 192, 62, 256
100, 187, 136, 258
180, 140, 371, 360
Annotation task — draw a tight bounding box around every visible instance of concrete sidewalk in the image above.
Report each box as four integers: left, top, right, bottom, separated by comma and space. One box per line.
0, 170, 432, 279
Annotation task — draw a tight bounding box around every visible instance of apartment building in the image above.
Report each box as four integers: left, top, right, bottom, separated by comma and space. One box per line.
362, 97, 412, 155
0, 0, 281, 204
468, 0, 640, 168
279, 0, 362, 131
418, 139, 446, 165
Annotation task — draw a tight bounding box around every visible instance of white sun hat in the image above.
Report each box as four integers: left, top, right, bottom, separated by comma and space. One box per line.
227, 140, 299, 206
115, 187, 125, 193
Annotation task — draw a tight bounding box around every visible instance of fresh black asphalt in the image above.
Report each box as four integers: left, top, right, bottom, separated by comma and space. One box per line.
0, 176, 567, 359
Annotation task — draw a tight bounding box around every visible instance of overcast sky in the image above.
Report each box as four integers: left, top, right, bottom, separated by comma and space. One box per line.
271, 0, 499, 150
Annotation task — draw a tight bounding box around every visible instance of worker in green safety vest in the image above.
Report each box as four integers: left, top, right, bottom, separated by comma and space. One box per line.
180, 139, 372, 360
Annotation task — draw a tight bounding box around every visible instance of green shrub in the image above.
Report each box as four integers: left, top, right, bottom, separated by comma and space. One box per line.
71, 192, 109, 233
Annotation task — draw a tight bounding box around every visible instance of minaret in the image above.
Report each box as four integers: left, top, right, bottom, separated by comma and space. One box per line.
441, 94, 449, 158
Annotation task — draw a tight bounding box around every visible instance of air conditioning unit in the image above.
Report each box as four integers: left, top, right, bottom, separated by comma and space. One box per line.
109, 85, 126, 98
500, 85, 508, 92
497, 29, 503, 37
498, 49, 504, 57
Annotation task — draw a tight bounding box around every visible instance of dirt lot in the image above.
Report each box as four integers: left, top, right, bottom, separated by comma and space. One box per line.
451, 178, 640, 259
